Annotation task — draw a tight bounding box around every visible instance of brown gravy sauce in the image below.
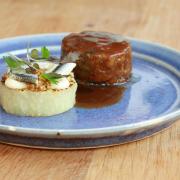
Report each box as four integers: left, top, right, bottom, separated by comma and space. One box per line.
76, 84, 125, 108
63, 31, 129, 56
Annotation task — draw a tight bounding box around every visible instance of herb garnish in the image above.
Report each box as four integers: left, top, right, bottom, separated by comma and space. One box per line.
3, 53, 37, 72
3, 56, 25, 69
41, 46, 50, 59
40, 73, 64, 84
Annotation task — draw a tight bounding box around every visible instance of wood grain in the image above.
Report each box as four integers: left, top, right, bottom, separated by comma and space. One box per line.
0, 0, 179, 180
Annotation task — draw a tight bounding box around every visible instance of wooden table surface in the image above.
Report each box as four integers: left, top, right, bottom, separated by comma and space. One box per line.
0, 0, 179, 179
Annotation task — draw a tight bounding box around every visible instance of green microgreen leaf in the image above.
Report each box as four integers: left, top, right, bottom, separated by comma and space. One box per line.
3, 56, 25, 69
41, 46, 50, 59
31, 49, 39, 59
4, 54, 38, 72
40, 72, 63, 84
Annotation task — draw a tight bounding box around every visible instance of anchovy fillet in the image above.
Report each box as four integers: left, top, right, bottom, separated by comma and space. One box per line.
9, 73, 38, 84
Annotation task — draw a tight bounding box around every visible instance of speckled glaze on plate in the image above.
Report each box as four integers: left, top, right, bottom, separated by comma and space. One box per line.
0, 33, 179, 149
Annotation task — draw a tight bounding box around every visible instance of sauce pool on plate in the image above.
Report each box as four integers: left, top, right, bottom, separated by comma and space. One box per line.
76, 85, 126, 108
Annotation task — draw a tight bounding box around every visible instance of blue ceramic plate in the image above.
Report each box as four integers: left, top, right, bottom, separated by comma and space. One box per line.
0, 33, 179, 149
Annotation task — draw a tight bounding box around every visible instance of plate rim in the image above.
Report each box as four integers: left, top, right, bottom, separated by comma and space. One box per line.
0, 33, 179, 138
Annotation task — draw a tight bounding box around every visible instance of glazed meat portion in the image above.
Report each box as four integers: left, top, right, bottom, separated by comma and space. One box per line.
61, 31, 132, 84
